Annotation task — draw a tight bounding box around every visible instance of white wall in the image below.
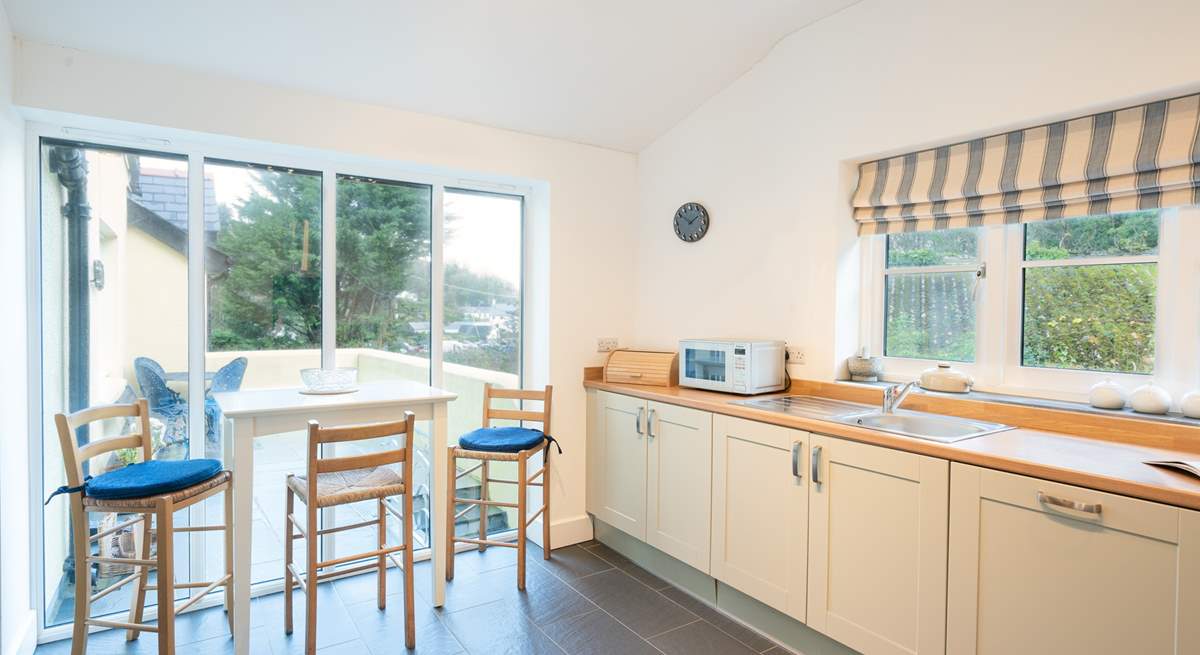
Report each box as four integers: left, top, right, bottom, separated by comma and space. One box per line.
634, 0, 1200, 378
13, 39, 639, 561
0, 5, 32, 655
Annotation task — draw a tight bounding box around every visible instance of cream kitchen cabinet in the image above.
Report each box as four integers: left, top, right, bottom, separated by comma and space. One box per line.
807, 433, 949, 655
947, 463, 1200, 655
710, 415, 809, 622
586, 390, 713, 571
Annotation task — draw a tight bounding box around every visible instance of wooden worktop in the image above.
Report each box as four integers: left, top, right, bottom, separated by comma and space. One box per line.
583, 369, 1200, 512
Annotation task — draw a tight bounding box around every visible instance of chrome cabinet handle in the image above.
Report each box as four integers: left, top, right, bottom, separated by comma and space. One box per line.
791, 442, 802, 480
647, 409, 657, 438
811, 445, 822, 485
635, 407, 644, 436
1038, 491, 1101, 515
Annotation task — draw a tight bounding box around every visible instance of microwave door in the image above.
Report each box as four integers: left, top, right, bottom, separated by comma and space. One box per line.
684, 345, 730, 389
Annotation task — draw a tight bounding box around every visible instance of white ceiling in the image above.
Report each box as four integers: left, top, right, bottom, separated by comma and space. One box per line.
2, 0, 859, 152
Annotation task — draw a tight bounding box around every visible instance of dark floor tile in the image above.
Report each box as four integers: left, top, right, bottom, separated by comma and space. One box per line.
541, 608, 662, 655
174, 627, 272, 655
582, 542, 632, 567
651, 620, 761, 655
657, 587, 776, 652
440, 599, 564, 655
582, 543, 671, 590
330, 564, 409, 607
568, 569, 696, 638
316, 638, 370, 654
254, 583, 362, 654
507, 565, 598, 625
531, 544, 613, 581
446, 544, 520, 578
346, 593, 464, 655
416, 564, 521, 613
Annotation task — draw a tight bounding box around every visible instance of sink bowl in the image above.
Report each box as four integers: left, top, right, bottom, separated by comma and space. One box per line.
832, 410, 1013, 443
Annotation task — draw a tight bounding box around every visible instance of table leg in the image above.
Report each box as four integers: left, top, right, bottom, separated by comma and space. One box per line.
227, 417, 254, 655
430, 402, 448, 607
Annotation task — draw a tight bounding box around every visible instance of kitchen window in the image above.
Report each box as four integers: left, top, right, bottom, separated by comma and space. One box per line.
862, 208, 1200, 402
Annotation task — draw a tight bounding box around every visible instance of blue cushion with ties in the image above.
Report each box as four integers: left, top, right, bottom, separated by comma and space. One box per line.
85, 459, 224, 500
458, 427, 548, 454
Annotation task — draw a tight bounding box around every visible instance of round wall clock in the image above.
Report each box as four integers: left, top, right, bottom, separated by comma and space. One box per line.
673, 202, 709, 242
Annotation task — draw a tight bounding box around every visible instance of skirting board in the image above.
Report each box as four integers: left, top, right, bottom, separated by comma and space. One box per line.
529, 513, 594, 550
4, 609, 37, 655
592, 518, 856, 655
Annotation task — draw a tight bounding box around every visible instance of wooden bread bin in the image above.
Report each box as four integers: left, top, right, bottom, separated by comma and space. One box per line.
603, 349, 679, 387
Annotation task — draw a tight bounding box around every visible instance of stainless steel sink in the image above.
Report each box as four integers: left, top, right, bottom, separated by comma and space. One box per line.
831, 409, 1013, 443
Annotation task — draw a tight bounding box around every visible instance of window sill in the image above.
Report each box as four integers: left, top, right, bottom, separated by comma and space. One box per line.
835, 379, 1200, 429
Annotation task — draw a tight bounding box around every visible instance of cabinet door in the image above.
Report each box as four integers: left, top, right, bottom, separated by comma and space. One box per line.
948, 463, 1200, 655
807, 434, 948, 655
711, 415, 808, 622
593, 391, 648, 540
646, 401, 713, 573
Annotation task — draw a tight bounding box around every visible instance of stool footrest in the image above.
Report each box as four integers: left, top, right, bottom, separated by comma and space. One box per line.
86, 618, 158, 633
525, 505, 545, 527
455, 496, 518, 509
176, 574, 232, 614
453, 537, 518, 549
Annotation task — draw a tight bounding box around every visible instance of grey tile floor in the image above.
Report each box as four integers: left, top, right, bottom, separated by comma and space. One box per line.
36, 541, 791, 655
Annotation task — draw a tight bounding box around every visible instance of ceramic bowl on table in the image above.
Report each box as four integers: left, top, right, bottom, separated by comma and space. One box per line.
299, 367, 359, 394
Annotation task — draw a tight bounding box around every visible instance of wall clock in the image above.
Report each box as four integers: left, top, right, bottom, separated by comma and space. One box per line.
673, 202, 709, 242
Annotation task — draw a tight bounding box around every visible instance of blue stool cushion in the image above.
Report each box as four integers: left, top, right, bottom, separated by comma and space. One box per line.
86, 459, 224, 500
458, 427, 547, 453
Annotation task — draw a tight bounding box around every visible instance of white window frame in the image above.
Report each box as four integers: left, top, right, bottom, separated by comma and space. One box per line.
862, 208, 1200, 404
24, 119, 539, 643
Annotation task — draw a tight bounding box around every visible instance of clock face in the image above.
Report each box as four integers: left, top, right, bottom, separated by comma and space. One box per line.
673, 202, 709, 242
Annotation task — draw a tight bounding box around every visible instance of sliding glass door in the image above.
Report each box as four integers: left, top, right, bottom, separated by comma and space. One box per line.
33, 134, 525, 631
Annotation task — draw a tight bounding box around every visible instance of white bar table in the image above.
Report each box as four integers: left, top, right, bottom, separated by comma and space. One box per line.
213, 381, 457, 655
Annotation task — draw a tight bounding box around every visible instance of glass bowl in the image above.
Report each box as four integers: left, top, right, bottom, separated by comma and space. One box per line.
299, 367, 358, 393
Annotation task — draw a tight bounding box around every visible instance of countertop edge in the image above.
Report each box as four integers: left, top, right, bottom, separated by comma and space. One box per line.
583, 379, 1200, 513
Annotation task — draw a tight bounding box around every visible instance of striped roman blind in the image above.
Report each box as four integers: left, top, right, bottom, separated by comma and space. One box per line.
851, 93, 1200, 235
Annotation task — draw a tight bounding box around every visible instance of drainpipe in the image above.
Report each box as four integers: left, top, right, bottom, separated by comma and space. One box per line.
48, 145, 91, 586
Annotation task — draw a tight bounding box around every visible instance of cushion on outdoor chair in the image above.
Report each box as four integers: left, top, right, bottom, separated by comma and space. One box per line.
458, 426, 547, 453
86, 459, 224, 500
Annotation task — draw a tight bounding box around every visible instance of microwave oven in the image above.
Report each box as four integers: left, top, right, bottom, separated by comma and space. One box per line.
678, 339, 786, 395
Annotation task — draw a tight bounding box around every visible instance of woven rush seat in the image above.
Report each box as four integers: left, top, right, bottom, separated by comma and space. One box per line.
82, 470, 231, 509
287, 465, 405, 507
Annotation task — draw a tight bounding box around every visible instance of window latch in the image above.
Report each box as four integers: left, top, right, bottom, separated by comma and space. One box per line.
972, 262, 986, 300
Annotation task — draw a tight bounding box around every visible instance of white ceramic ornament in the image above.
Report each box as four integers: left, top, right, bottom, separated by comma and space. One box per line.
1088, 379, 1127, 410
1130, 383, 1171, 415
1179, 390, 1200, 419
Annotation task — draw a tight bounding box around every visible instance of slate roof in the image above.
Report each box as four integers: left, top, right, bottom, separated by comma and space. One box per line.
129, 167, 221, 234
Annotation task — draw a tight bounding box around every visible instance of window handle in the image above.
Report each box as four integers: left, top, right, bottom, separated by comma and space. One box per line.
972, 262, 987, 300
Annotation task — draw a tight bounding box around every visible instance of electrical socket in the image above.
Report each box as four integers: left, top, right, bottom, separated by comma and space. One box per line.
597, 337, 619, 352
786, 346, 806, 365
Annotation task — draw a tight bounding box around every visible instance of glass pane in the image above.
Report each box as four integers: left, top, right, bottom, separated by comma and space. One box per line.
39, 142, 193, 626
1024, 211, 1159, 260
333, 175, 433, 553
444, 189, 523, 539
884, 271, 976, 362
1022, 264, 1156, 373
204, 159, 322, 584
685, 349, 727, 382
886, 228, 979, 267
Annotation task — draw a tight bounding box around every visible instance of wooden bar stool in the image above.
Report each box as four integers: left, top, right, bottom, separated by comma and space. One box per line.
446, 384, 558, 590
284, 412, 417, 652
51, 399, 234, 655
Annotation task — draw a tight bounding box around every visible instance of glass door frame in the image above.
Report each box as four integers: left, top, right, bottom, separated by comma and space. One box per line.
25, 119, 534, 643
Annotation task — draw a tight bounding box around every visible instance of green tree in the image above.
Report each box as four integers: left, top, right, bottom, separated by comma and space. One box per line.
209, 170, 322, 350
